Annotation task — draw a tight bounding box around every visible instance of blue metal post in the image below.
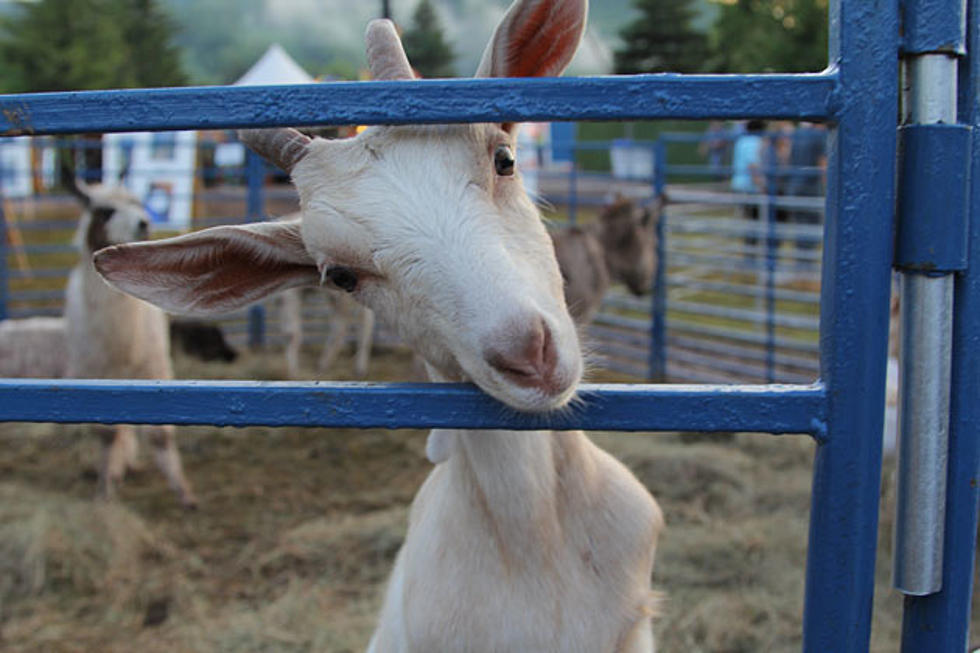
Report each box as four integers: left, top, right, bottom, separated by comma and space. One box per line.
802, 0, 898, 650
245, 149, 266, 349
764, 157, 778, 383
652, 138, 667, 209
0, 195, 7, 322
568, 142, 578, 225
892, 0, 965, 594
649, 137, 667, 381
899, 0, 979, 648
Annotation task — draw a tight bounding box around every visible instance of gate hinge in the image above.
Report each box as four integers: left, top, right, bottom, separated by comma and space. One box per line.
900, 0, 967, 56
895, 123, 972, 273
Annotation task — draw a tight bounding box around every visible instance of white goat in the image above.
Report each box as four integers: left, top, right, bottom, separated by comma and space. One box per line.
93, 2, 663, 650
0, 317, 68, 378
65, 181, 196, 508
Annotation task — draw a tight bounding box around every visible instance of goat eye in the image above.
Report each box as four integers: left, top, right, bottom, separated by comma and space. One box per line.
494, 145, 515, 176
324, 266, 358, 293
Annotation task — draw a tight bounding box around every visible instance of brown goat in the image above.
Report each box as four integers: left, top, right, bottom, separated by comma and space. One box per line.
552, 196, 661, 324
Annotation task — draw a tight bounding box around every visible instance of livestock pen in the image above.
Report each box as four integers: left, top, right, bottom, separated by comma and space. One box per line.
0, 0, 978, 652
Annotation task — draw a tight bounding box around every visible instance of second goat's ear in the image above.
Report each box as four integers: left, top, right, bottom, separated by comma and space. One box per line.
94, 219, 320, 316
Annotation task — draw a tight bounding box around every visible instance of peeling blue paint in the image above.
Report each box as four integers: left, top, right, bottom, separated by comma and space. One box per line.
0, 380, 826, 434
902, 0, 967, 54
0, 75, 839, 136
805, 0, 899, 650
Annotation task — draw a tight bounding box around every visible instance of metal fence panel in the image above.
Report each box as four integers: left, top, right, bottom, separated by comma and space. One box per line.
0, 0, 975, 649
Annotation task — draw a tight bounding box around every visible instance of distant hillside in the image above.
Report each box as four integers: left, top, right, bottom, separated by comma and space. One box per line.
162, 0, 715, 84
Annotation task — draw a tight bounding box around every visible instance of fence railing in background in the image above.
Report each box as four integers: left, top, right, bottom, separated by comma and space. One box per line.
0, 130, 825, 384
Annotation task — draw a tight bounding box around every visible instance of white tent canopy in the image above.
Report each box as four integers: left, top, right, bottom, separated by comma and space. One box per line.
235, 44, 314, 86
214, 44, 317, 171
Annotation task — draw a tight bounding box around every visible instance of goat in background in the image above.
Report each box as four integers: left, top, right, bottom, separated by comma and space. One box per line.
553, 195, 661, 324
65, 179, 197, 508
0, 317, 68, 379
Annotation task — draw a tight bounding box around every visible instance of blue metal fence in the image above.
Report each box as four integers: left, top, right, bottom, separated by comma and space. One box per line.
0, 1, 975, 651
898, 0, 980, 650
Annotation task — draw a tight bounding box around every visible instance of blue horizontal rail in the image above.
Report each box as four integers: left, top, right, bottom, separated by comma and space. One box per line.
8, 267, 74, 280
0, 379, 827, 435
0, 73, 840, 136
9, 289, 63, 302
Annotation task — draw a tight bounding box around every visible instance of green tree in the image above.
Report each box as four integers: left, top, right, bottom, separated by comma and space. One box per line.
115, 0, 187, 87
614, 0, 709, 74
165, 0, 271, 85
707, 0, 828, 73
0, 0, 186, 92
402, 0, 456, 78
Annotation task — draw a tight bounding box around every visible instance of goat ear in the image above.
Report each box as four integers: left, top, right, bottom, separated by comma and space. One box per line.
60, 161, 91, 206
475, 0, 587, 78
366, 19, 415, 81
93, 219, 320, 316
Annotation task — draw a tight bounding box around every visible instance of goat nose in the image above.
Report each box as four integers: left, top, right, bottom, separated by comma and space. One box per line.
484, 317, 558, 389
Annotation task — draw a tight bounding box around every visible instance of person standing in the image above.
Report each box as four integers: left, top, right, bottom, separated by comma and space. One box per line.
785, 122, 828, 252
731, 120, 767, 252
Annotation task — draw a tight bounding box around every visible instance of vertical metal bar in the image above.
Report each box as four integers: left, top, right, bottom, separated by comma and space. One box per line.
894, 274, 953, 593
893, 53, 958, 597
0, 194, 7, 322
246, 149, 264, 223
649, 138, 667, 381
803, 0, 898, 650
899, 0, 980, 646
765, 165, 777, 383
653, 138, 666, 197
245, 149, 266, 349
568, 142, 578, 225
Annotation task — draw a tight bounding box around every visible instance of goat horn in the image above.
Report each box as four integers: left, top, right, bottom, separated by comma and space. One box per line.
237, 128, 312, 175
366, 19, 414, 81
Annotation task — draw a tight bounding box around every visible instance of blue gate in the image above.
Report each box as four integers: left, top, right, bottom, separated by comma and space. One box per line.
0, 0, 977, 650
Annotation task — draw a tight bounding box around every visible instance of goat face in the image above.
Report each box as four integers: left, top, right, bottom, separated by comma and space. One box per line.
74, 184, 151, 252
93, 0, 587, 413
598, 198, 658, 296
295, 122, 581, 410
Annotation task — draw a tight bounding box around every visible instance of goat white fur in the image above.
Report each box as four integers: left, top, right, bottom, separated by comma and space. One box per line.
65, 182, 196, 507
93, 2, 663, 649
0, 317, 68, 378
280, 196, 658, 379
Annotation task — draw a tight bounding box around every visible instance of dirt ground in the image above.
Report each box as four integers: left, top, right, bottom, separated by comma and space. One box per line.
0, 344, 973, 652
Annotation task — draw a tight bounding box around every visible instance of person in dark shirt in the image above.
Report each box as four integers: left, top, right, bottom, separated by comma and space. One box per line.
785, 123, 827, 251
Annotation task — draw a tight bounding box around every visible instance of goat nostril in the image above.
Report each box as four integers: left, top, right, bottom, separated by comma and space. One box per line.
540, 321, 556, 371
485, 318, 557, 384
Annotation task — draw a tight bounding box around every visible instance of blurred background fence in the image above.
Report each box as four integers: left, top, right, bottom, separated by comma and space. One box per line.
0, 124, 825, 384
